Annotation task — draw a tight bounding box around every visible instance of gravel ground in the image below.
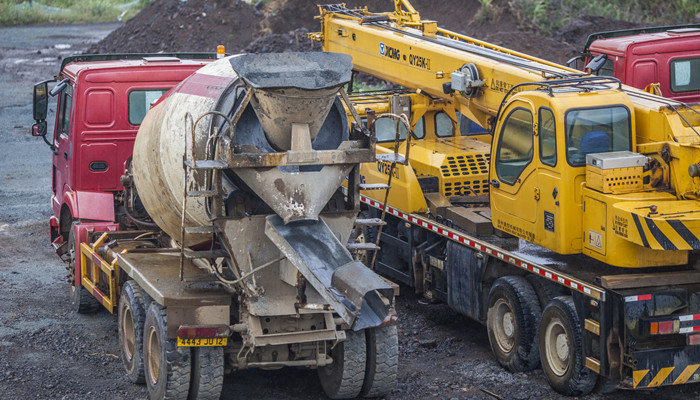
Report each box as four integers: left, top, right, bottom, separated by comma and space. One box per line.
2, 22, 700, 400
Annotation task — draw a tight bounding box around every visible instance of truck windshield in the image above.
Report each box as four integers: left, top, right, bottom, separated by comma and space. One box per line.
565, 106, 631, 166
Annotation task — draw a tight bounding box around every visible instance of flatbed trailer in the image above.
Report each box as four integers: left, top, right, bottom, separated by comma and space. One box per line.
359, 190, 700, 390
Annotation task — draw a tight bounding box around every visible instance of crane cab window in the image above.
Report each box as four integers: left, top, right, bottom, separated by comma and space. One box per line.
128, 89, 169, 125
435, 112, 455, 137
496, 107, 533, 185
457, 111, 488, 136
372, 116, 425, 142
539, 107, 556, 166
565, 106, 631, 166
670, 57, 700, 93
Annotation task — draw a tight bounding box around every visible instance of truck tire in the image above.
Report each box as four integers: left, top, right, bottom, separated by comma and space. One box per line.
318, 328, 367, 399
361, 324, 398, 397
539, 296, 596, 396
144, 302, 191, 400
118, 280, 147, 384
486, 276, 541, 372
188, 347, 224, 400
67, 226, 100, 314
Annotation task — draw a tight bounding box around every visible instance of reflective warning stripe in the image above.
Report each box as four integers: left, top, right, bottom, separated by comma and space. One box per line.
649, 367, 674, 387
634, 364, 700, 387
360, 195, 606, 301
679, 326, 700, 334
633, 370, 649, 388
625, 294, 652, 302
674, 364, 700, 385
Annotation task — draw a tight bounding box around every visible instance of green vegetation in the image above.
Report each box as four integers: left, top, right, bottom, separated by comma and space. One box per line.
0, 0, 150, 26
482, 0, 700, 34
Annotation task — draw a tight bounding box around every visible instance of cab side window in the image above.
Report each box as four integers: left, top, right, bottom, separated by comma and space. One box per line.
435, 111, 454, 137
539, 107, 556, 166
496, 108, 533, 184
594, 57, 614, 77
128, 89, 169, 125
371, 116, 425, 142
56, 84, 73, 139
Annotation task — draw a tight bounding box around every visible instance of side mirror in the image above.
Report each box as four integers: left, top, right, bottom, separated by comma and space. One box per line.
32, 121, 47, 137
50, 78, 70, 97
585, 54, 608, 73
33, 80, 50, 122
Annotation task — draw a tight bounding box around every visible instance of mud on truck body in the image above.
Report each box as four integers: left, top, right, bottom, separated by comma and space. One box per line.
32, 52, 398, 399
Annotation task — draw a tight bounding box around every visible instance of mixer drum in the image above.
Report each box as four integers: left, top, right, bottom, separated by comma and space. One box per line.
131, 53, 352, 245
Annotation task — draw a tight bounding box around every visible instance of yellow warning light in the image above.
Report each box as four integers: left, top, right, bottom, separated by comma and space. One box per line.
216, 45, 225, 59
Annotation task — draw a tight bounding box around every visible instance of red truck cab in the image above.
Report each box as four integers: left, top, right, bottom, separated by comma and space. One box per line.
32, 54, 215, 248
576, 25, 700, 103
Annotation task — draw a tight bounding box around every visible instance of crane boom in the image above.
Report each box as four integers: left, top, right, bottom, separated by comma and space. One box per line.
313, 3, 585, 128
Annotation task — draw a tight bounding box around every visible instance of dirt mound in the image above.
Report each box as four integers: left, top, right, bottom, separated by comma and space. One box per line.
87, 0, 262, 54
87, 0, 644, 65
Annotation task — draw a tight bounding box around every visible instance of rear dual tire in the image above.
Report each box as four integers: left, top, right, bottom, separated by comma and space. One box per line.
141, 302, 224, 400
486, 276, 541, 372
539, 296, 596, 396
318, 325, 398, 399
119, 280, 148, 384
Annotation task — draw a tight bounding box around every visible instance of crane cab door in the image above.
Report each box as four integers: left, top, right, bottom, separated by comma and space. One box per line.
489, 100, 538, 242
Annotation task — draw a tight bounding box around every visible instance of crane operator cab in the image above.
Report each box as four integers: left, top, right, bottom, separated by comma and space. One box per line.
489, 78, 648, 264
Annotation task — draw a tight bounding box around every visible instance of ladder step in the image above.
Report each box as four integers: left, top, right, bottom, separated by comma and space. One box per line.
354, 218, 387, 227
186, 190, 218, 197
359, 183, 390, 191
347, 243, 381, 251
375, 153, 406, 164
184, 225, 220, 235
184, 249, 228, 259
184, 159, 229, 170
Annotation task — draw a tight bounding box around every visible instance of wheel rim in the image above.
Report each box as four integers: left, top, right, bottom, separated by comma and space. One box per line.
147, 325, 160, 385
544, 317, 569, 376
121, 304, 135, 361
492, 298, 515, 353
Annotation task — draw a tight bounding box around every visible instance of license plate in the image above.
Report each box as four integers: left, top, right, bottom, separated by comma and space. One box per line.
177, 337, 227, 347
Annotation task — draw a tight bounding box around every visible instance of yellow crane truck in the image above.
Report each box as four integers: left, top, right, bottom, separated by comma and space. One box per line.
312, 1, 700, 395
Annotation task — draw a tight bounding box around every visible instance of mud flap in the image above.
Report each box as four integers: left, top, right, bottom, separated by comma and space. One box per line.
264, 215, 393, 330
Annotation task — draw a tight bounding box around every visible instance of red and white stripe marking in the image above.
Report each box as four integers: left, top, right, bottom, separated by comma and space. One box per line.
361, 195, 605, 301
625, 294, 653, 303
679, 314, 700, 322
680, 326, 700, 334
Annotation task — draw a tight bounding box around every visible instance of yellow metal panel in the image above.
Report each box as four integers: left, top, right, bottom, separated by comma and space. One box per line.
673, 364, 700, 385
586, 166, 643, 194
633, 369, 649, 388
583, 197, 606, 256
584, 319, 600, 336
585, 357, 600, 373
360, 146, 428, 213
648, 367, 674, 387
613, 200, 700, 251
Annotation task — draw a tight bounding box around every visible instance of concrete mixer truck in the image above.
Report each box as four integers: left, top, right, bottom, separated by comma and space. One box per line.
31, 51, 398, 399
